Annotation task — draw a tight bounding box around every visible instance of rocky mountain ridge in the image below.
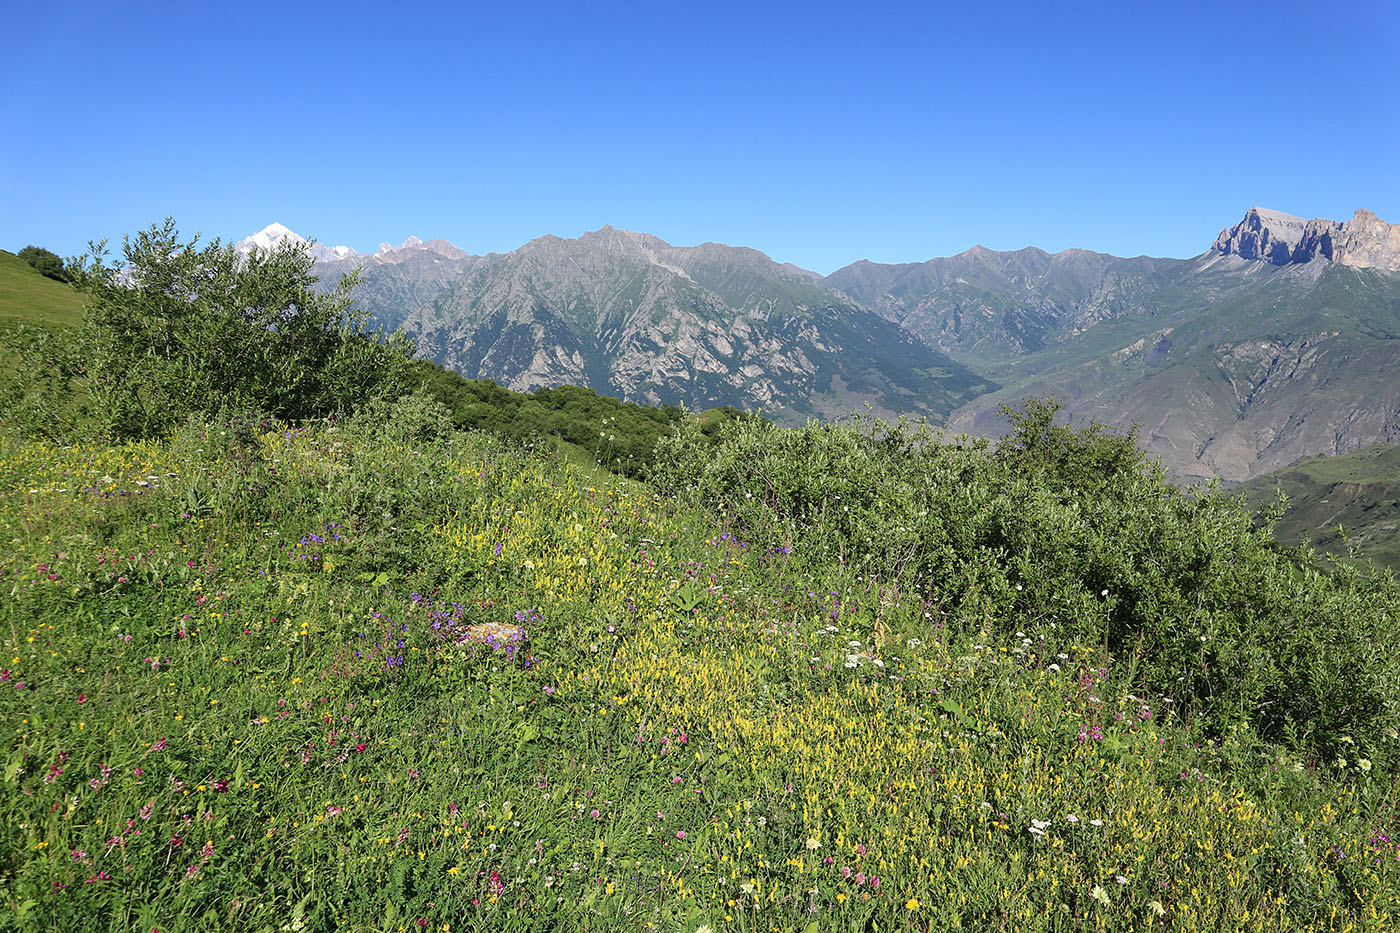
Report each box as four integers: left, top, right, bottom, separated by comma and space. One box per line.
1213, 207, 1400, 272
239, 207, 1400, 481
397, 226, 991, 421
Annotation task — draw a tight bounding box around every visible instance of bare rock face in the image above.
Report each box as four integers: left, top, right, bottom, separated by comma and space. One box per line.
1329, 209, 1400, 271
1214, 208, 1400, 271
1212, 208, 1310, 264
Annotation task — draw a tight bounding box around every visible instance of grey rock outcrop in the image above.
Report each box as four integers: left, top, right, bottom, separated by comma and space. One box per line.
1214, 208, 1400, 271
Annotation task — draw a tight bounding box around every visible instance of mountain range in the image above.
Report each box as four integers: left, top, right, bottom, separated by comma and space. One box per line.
237, 207, 1400, 481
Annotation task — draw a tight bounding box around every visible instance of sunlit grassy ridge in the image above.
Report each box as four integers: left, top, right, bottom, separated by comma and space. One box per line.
0, 251, 83, 329
1, 404, 1398, 932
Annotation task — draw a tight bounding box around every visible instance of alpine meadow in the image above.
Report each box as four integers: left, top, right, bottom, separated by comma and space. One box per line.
1, 218, 1398, 933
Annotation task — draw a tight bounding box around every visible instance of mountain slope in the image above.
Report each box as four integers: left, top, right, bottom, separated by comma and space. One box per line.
945, 254, 1400, 480
822, 208, 1400, 481
1236, 442, 1400, 569
824, 246, 1193, 375
245, 207, 1400, 481
392, 227, 992, 422
315, 249, 481, 334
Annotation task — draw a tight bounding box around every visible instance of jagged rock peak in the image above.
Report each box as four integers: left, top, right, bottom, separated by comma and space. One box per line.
378, 236, 425, 255
1214, 207, 1400, 271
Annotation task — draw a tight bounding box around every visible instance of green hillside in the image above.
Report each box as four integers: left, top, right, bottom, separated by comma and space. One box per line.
413, 359, 752, 479
2, 223, 1399, 930
3, 405, 1398, 930
0, 250, 84, 327
1236, 442, 1400, 569
0, 251, 89, 439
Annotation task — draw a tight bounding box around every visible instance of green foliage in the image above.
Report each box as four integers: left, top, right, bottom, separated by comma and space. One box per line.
414, 358, 753, 478
67, 218, 417, 439
16, 245, 68, 282
2, 416, 1398, 930
345, 389, 456, 449
650, 398, 1400, 770
0, 321, 89, 442
995, 395, 1150, 492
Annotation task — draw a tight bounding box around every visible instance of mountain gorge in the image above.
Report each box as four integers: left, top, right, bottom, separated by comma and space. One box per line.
240, 206, 1400, 481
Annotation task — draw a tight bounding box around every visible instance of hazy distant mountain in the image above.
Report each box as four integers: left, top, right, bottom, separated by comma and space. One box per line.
241, 207, 1400, 480
933, 209, 1400, 480
395, 226, 991, 420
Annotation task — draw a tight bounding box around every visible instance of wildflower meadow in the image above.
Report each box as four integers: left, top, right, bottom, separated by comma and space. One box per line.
1, 395, 1398, 932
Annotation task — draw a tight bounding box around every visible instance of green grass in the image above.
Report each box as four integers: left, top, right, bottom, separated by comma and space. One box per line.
1247, 442, 1400, 485
1236, 443, 1400, 569
1, 413, 1397, 932
0, 252, 83, 328
0, 253, 89, 438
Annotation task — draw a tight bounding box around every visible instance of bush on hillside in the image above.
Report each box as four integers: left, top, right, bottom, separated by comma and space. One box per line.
17, 245, 68, 282
66, 218, 417, 439
345, 389, 456, 448
995, 395, 1150, 493
650, 401, 1400, 769
413, 358, 754, 478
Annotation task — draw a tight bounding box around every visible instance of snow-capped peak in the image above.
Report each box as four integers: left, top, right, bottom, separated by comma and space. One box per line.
377, 235, 427, 256
236, 223, 360, 262
238, 222, 307, 253
307, 243, 360, 262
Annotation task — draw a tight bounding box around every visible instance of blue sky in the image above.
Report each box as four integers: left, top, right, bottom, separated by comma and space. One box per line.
4, 0, 1397, 274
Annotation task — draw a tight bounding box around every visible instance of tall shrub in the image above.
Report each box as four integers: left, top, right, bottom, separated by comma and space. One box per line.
68, 218, 416, 439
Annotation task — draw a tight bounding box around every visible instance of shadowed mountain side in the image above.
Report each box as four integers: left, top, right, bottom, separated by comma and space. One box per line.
823, 246, 1193, 374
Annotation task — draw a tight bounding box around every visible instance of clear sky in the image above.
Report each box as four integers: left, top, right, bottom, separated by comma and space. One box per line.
4, 0, 1397, 274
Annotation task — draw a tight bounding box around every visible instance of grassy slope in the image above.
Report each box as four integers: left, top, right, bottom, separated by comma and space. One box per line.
0, 420, 1397, 931
0, 251, 83, 328
1236, 442, 1400, 569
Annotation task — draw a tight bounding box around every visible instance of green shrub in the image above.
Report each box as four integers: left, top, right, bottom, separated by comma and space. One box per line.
67, 218, 417, 439
650, 400, 1400, 769
16, 245, 68, 282
345, 390, 456, 448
